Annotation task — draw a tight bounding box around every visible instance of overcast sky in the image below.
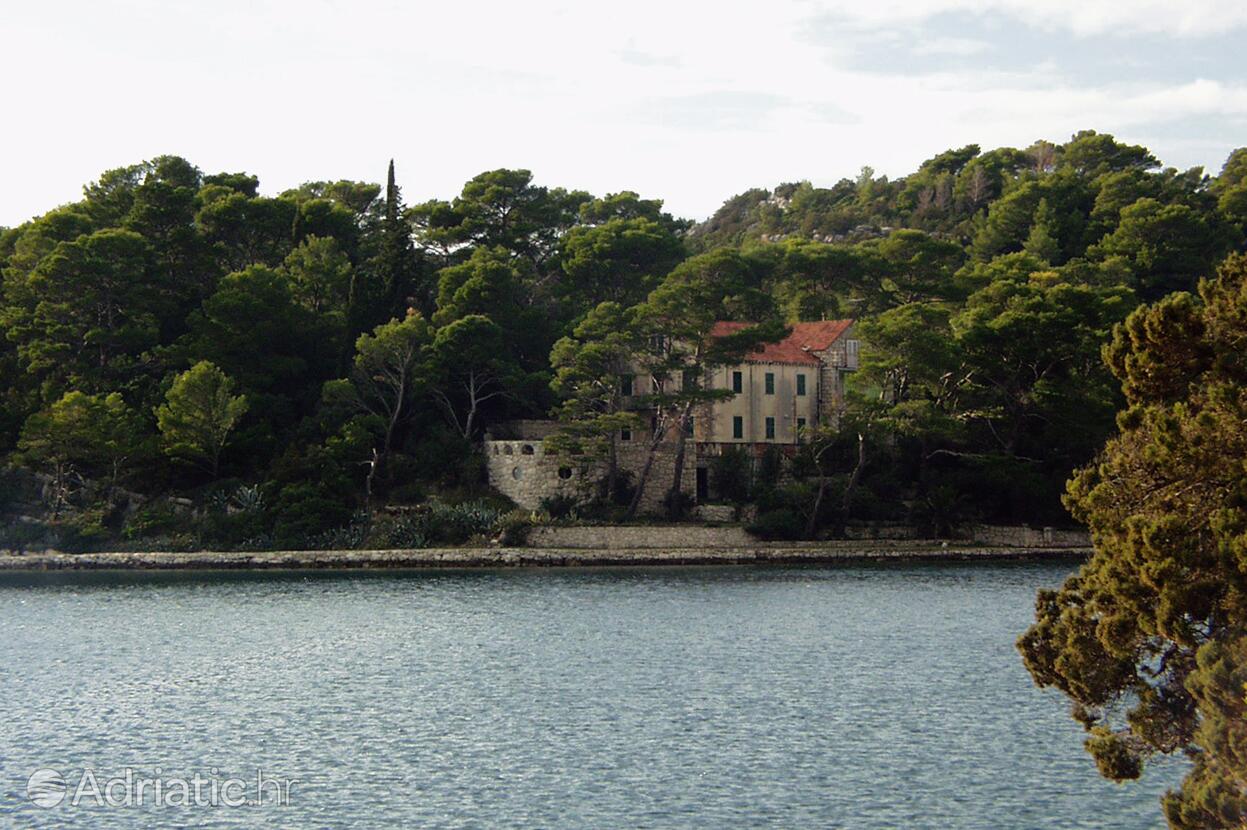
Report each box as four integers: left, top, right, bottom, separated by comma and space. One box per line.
3, 0, 1246, 226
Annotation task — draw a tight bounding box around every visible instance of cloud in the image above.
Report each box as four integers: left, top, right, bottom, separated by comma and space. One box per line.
808, 0, 1247, 38
634, 92, 791, 130
0, 0, 1244, 225
912, 37, 993, 57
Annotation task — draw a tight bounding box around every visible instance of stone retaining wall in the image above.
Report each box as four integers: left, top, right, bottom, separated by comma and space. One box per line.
844, 523, 1090, 548
527, 524, 754, 549
969, 525, 1090, 548
0, 544, 1089, 572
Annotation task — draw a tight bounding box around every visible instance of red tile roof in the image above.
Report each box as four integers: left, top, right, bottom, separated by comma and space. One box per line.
710, 320, 854, 366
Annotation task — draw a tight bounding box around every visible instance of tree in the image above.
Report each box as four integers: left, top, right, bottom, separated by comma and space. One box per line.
629, 249, 784, 517
864, 229, 965, 304
281, 236, 354, 319
798, 421, 866, 540
195, 192, 297, 272
558, 217, 685, 310
1024, 198, 1062, 264
428, 315, 520, 440
8, 229, 165, 398
549, 302, 644, 500
1018, 254, 1247, 830
155, 361, 249, 477
1091, 197, 1237, 301
180, 264, 327, 435
17, 391, 144, 515
323, 310, 432, 501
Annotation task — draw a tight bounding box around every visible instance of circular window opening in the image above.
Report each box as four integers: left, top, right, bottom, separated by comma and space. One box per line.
511, 466, 524, 480
557, 466, 573, 480
521, 444, 535, 455
503, 445, 513, 455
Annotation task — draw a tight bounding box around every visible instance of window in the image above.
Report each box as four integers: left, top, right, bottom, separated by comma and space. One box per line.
796, 374, 806, 396
620, 428, 631, 442
796, 418, 806, 443
682, 369, 697, 390
557, 466, 573, 480
620, 374, 634, 396
765, 372, 775, 395
765, 417, 775, 440
684, 417, 694, 437
732, 371, 743, 393
732, 416, 743, 439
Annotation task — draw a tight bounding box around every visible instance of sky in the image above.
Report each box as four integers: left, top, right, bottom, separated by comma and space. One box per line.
2, 0, 1246, 226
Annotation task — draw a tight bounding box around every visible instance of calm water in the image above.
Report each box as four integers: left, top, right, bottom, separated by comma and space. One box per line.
0, 562, 1178, 828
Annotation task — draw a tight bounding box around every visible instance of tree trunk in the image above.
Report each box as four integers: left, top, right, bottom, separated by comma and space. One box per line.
605, 435, 618, 504
805, 472, 828, 541
625, 424, 665, 520
666, 403, 695, 518
840, 431, 866, 520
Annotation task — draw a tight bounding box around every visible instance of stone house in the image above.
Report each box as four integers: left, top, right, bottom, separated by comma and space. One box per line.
485, 320, 858, 512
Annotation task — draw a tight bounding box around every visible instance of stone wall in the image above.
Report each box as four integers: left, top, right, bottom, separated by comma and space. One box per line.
528, 524, 754, 549
484, 433, 696, 515
845, 523, 1090, 548
485, 439, 599, 511
969, 525, 1090, 548
528, 522, 1088, 550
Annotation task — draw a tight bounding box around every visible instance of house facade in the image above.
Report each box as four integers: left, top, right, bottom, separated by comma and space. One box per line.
696, 320, 857, 447
485, 320, 858, 512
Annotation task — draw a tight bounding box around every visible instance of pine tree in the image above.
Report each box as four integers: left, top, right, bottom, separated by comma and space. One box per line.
1023, 198, 1061, 264
355, 161, 424, 331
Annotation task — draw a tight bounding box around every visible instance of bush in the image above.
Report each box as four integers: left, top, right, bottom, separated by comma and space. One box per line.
710, 447, 751, 504
606, 470, 635, 507
495, 510, 534, 546
423, 500, 503, 544
0, 520, 48, 552
752, 446, 784, 497
747, 508, 806, 541
370, 500, 506, 549
269, 482, 355, 549
663, 490, 695, 519
56, 508, 112, 553
306, 511, 370, 550
539, 493, 580, 520
123, 501, 184, 540
371, 513, 429, 549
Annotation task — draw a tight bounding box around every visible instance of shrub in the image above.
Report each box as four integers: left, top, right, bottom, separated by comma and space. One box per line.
306, 511, 370, 550
370, 500, 505, 549
123, 501, 184, 540
663, 490, 695, 519
539, 493, 580, 520
710, 447, 751, 504
747, 507, 806, 541
56, 508, 112, 553
752, 446, 784, 496
423, 500, 503, 544
372, 513, 429, 549
0, 520, 48, 553
495, 510, 534, 546
269, 482, 355, 549
607, 470, 636, 507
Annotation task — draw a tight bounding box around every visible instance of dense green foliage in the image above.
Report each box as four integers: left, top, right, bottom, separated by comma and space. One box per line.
0, 132, 1243, 549
1018, 255, 1247, 828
